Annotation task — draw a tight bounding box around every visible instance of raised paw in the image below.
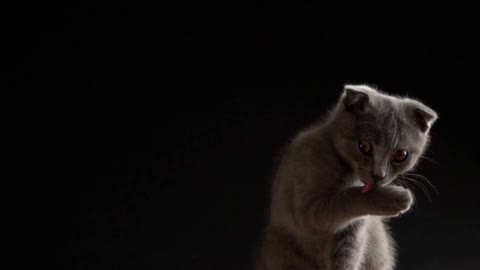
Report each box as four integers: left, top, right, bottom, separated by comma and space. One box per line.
370, 185, 414, 217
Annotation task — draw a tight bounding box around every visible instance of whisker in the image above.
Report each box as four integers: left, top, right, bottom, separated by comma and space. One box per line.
400, 175, 432, 202
393, 179, 408, 189
405, 173, 439, 195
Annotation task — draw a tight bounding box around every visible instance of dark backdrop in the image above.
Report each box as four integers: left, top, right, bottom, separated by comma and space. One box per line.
4, 1, 479, 269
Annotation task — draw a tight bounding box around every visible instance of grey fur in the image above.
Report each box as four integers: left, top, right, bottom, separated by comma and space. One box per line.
255, 85, 438, 270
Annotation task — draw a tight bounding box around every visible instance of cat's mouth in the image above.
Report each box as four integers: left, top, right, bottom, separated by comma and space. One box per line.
359, 178, 377, 193
360, 181, 376, 193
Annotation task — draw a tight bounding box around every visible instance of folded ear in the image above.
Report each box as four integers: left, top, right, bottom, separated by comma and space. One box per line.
412, 106, 438, 133
342, 86, 370, 112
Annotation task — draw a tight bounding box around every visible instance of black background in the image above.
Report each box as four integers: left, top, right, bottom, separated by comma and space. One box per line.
4, 1, 479, 269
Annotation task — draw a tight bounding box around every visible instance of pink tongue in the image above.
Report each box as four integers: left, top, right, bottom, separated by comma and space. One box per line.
361, 182, 375, 193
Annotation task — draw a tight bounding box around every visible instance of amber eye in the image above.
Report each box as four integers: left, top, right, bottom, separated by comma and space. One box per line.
358, 140, 372, 155
392, 149, 408, 162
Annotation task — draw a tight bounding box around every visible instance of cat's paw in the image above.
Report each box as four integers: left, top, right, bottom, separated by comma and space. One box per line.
371, 186, 414, 217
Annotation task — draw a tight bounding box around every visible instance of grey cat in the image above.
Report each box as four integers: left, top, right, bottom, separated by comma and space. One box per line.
255, 85, 437, 270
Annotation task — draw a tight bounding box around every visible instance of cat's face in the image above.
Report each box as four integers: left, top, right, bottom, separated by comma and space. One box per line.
344, 112, 428, 186
335, 85, 437, 186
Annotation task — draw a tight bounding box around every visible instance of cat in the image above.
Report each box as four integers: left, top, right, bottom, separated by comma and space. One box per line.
255, 84, 438, 270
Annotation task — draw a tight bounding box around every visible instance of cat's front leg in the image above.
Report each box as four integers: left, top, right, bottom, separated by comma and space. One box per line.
333, 185, 414, 220
364, 185, 414, 217
306, 185, 413, 230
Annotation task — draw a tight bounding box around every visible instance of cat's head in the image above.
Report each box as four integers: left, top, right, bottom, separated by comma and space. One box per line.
332, 84, 438, 187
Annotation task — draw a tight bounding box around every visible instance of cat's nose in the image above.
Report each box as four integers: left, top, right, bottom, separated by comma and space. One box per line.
370, 172, 385, 182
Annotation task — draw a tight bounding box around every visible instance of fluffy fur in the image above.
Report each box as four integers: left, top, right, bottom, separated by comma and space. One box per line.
255, 85, 438, 270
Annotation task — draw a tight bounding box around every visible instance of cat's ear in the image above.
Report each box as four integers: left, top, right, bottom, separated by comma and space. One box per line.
342, 86, 370, 113
412, 106, 438, 133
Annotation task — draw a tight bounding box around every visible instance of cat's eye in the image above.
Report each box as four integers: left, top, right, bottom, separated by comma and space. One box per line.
392, 149, 408, 162
358, 140, 372, 156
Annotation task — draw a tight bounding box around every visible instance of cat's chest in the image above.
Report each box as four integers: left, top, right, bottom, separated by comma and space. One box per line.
332, 218, 369, 248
